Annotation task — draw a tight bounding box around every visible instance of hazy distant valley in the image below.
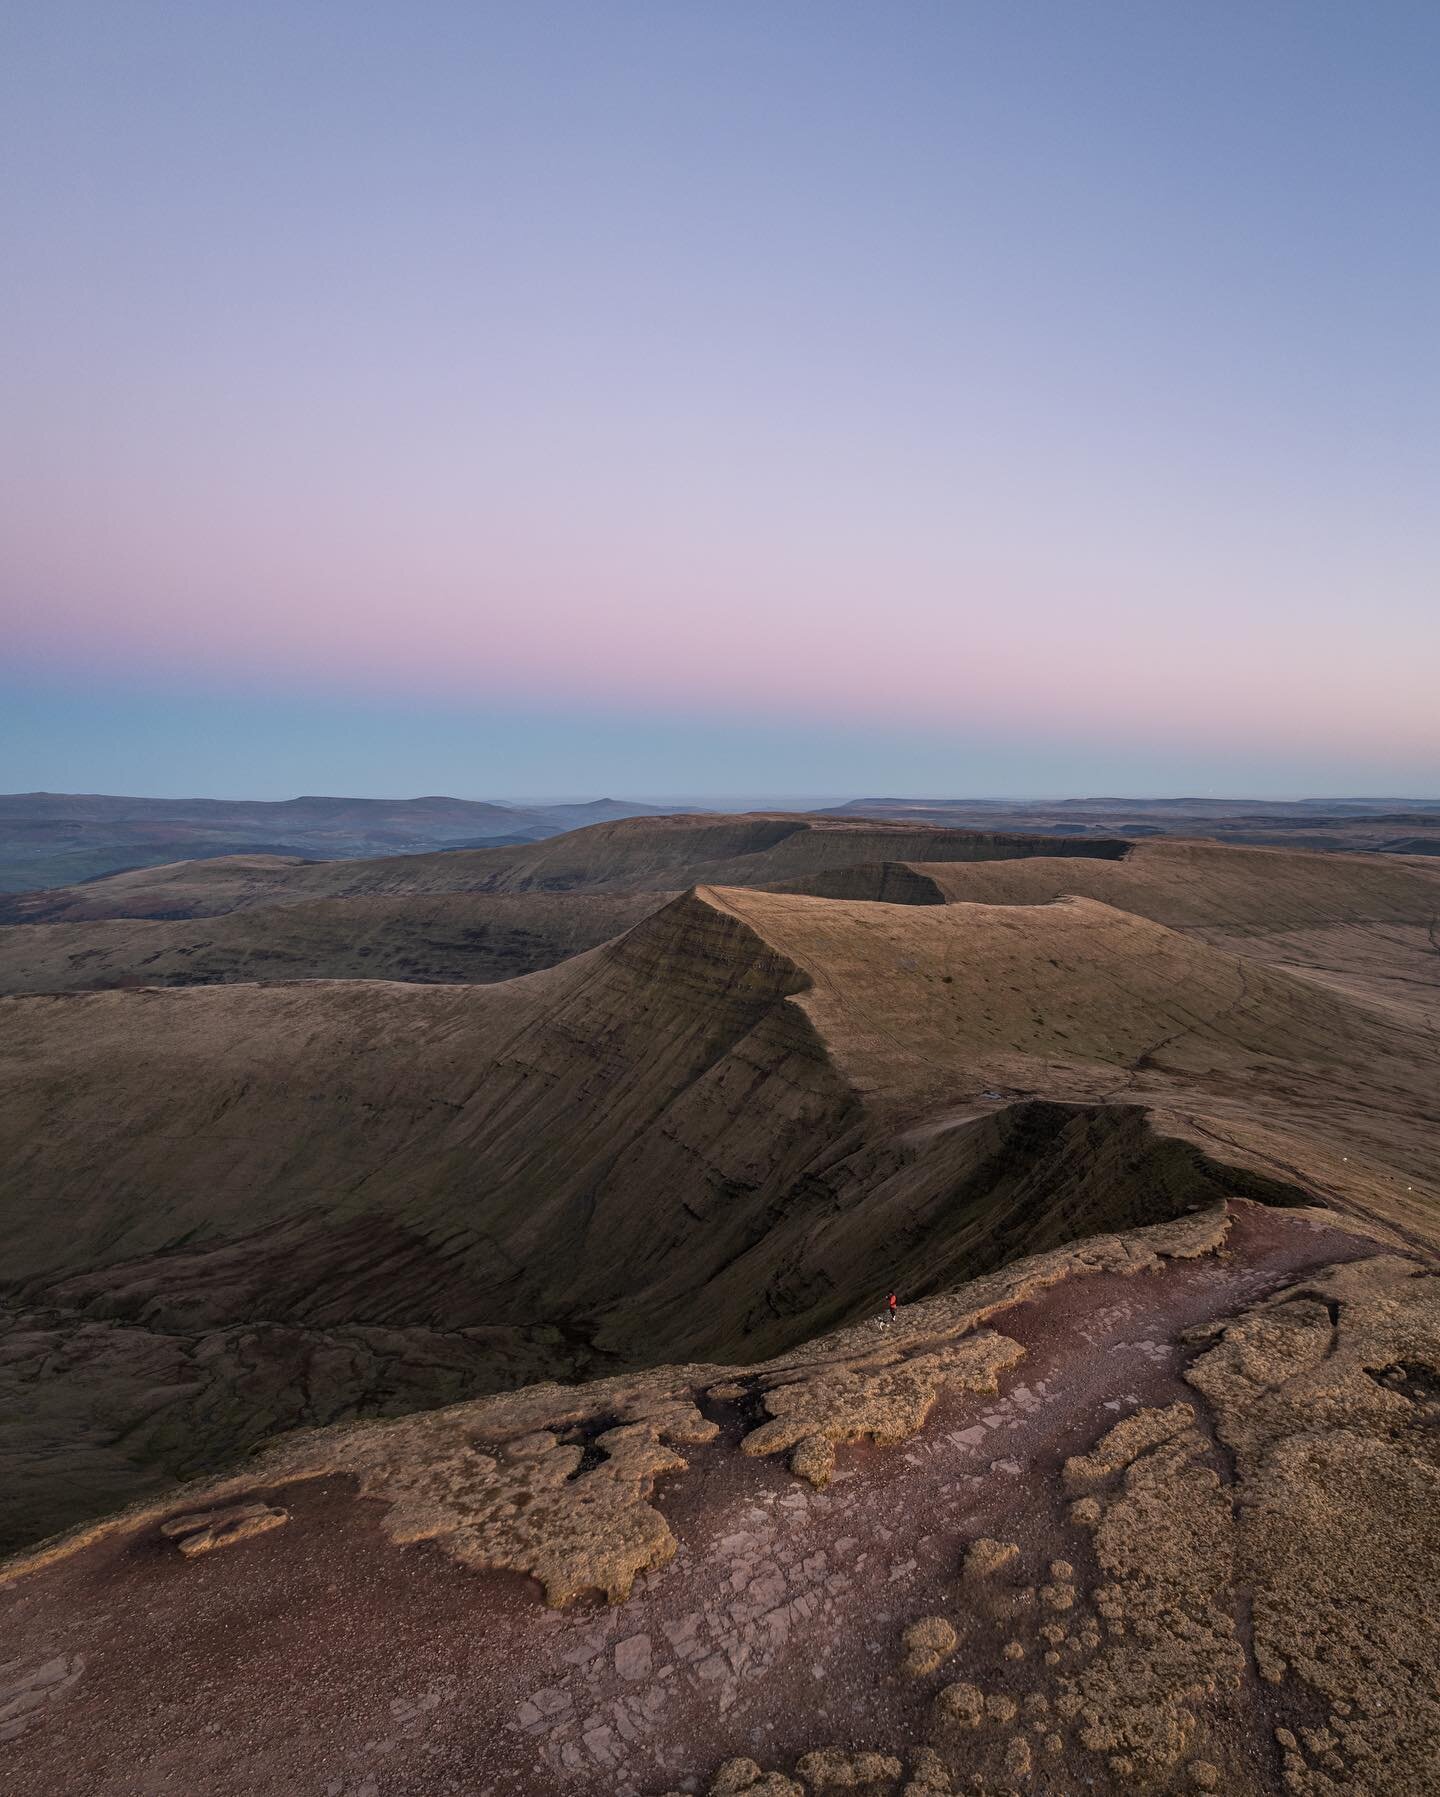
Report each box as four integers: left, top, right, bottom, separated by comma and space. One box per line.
4, 789, 1436, 896
0, 792, 673, 892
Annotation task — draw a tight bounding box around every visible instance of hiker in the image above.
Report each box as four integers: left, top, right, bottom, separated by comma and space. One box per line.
885, 1290, 898, 1326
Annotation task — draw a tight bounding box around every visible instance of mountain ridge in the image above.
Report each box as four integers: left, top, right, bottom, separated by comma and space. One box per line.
0, 814, 1133, 922
3, 879, 1436, 1557
0, 791, 676, 893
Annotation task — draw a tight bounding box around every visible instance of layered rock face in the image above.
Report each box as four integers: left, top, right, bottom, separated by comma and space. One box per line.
2, 879, 1436, 1552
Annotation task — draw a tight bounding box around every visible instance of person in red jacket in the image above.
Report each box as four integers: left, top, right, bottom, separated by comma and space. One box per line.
884, 1290, 898, 1326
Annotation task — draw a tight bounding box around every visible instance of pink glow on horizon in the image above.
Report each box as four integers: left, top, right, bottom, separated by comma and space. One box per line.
10, 542, 1436, 767
7, 367, 1434, 772
5, 3, 1439, 794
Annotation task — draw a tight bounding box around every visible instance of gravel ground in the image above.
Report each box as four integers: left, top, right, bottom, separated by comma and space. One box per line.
0, 1202, 1385, 1797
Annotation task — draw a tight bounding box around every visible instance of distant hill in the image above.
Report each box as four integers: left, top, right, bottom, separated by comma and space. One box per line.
816, 795, 1440, 853
0, 812, 1131, 922
0, 792, 675, 892
11, 789, 1434, 895
0, 891, 669, 994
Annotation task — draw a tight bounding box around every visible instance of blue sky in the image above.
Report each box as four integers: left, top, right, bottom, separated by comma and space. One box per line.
2, 2, 1436, 798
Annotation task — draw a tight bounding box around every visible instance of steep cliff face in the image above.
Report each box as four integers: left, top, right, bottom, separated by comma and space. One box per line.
765, 860, 949, 904
0, 891, 859, 1544
606, 1098, 1319, 1367
0, 891, 838, 1291
2, 883, 1436, 1553
7, 884, 1428, 1305
909, 835, 1440, 935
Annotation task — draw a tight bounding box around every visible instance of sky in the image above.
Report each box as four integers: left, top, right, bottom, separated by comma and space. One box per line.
2, 1, 1436, 800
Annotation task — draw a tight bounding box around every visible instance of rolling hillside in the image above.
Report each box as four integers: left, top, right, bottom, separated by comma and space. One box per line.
0, 891, 665, 994
0, 792, 672, 891
2, 880, 1436, 1550
773, 838, 1440, 1031
4, 825, 1433, 1036
13, 884, 1428, 1297
0, 814, 1130, 923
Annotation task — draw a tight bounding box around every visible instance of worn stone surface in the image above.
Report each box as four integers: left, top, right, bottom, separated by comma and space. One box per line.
3, 1207, 1436, 1797
1186, 1254, 1440, 1795
794, 1747, 903, 1787
742, 1332, 1024, 1478
710, 1760, 804, 1796
1061, 1399, 1196, 1490
1065, 1415, 1245, 1778
902, 1747, 952, 1792
159, 1501, 288, 1557
0, 1654, 84, 1746
932, 1682, 986, 1732
317, 1412, 698, 1606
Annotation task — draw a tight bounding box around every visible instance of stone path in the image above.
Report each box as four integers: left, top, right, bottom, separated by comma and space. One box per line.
0, 1204, 1389, 1796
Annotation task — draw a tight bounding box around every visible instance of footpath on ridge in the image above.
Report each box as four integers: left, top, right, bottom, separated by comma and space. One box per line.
4, 1198, 1437, 1797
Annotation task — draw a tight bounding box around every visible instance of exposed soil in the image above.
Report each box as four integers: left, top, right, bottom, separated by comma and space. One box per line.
0, 1203, 1388, 1797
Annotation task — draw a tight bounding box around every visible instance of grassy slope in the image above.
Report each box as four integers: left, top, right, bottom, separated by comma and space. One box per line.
2, 878, 1436, 1548
774, 840, 1440, 1033
0, 892, 667, 994
4, 886, 1433, 1306
0, 815, 1129, 922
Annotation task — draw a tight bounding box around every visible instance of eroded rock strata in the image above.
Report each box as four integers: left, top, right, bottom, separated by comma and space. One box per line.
6, 875, 1436, 1558
3, 1200, 1437, 1795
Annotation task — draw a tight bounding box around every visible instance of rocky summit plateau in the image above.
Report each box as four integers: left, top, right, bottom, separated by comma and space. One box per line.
2, 811, 1438, 1797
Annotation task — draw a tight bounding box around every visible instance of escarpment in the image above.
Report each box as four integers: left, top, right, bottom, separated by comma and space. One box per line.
1, 817, 1438, 1796
2, 876, 1436, 1556
765, 861, 950, 905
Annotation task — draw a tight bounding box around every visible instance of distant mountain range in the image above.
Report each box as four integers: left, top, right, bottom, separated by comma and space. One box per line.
3, 789, 1438, 893
0, 792, 674, 891
818, 795, 1440, 855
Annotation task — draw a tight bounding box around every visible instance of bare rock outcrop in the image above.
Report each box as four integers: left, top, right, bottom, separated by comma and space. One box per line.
158, 1501, 288, 1557
1186, 1254, 1440, 1793
741, 1331, 1024, 1488
2, 1205, 1243, 1599
4, 1209, 1437, 1797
